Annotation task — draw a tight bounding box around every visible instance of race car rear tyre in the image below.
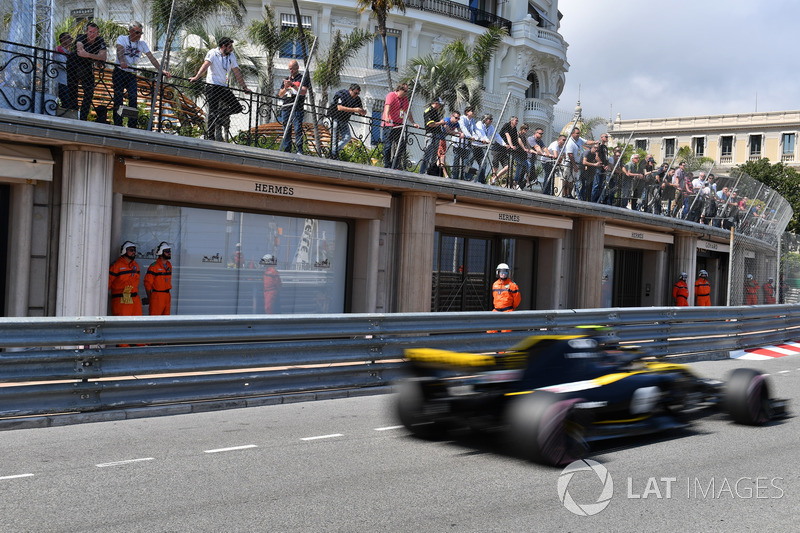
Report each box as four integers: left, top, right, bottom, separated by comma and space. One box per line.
507, 392, 587, 467
396, 379, 447, 440
725, 368, 771, 425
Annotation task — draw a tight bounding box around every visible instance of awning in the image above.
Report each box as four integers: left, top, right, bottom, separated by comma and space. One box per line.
0, 143, 54, 182
280, 14, 312, 28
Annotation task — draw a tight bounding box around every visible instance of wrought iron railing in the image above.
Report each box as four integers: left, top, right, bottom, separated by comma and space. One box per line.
404, 0, 512, 32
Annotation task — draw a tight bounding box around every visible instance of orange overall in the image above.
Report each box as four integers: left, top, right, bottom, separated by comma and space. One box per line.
489, 278, 521, 332
763, 281, 776, 305
672, 279, 689, 306
695, 278, 711, 306
109, 256, 142, 316
263, 266, 282, 314
144, 257, 172, 315
744, 280, 759, 305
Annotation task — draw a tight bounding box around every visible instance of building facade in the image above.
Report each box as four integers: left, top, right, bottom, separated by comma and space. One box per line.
45, 0, 570, 141
610, 110, 800, 171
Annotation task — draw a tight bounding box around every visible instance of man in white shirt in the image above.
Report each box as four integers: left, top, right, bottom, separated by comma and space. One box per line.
473, 114, 505, 184
543, 135, 566, 196
455, 106, 478, 180
190, 37, 252, 141
113, 21, 168, 128
564, 127, 596, 199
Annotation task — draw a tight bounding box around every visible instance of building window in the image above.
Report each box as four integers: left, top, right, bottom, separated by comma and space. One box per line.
749, 134, 762, 160
692, 137, 705, 157
525, 72, 540, 99
371, 110, 383, 145
122, 201, 348, 315
373, 29, 399, 71
663, 138, 676, 159
280, 14, 312, 59
782, 133, 795, 162
720, 136, 733, 156
635, 139, 647, 152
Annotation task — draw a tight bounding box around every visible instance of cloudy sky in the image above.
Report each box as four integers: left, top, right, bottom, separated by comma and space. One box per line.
555, 0, 800, 122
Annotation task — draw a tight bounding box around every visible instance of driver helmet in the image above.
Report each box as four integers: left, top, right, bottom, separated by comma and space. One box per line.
699, 269, 708, 278
260, 254, 275, 265
496, 263, 510, 279
120, 240, 137, 255
746, 273, 754, 280
680, 272, 687, 280
768, 277, 774, 283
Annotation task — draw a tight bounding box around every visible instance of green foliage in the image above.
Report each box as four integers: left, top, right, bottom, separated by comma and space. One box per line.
356, 0, 408, 90
676, 145, 714, 171
401, 25, 507, 112
313, 28, 374, 110
171, 24, 263, 93
337, 141, 382, 165
248, 6, 297, 98
737, 159, 800, 234
54, 17, 127, 45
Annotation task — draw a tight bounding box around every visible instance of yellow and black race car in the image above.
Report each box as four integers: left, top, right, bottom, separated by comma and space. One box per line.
396, 333, 789, 466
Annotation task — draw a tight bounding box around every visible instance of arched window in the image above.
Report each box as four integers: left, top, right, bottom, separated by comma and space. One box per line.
525, 72, 540, 99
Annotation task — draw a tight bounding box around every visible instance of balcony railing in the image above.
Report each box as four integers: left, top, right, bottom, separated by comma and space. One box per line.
720, 154, 733, 165
404, 0, 512, 32
782, 153, 795, 162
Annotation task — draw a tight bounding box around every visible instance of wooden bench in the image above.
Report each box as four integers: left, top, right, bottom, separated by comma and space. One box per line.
249, 121, 331, 153
76, 67, 205, 126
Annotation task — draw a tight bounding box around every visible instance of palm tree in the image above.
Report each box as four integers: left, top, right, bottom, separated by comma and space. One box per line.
150, 0, 247, 69
312, 28, 374, 111
356, 0, 406, 91
248, 6, 297, 105
401, 25, 507, 111
171, 24, 263, 93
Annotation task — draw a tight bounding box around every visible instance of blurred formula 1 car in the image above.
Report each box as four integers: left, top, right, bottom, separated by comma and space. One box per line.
396, 333, 789, 466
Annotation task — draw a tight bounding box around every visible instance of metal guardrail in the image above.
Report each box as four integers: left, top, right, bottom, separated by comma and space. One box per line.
1, 305, 800, 420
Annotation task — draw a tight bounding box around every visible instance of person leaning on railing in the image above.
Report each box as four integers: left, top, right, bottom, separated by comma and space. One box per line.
66, 22, 107, 121
189, 37, 251, 142
54, 32, 75, 114
113, 21, 169, 128
381, 83, 419, 170
329, 83, 366, 160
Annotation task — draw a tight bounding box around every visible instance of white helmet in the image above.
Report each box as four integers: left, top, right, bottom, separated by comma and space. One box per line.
120, 241, 137, 255
680, 272, 687, 280
156, 241, 171, 256
747, 273, 753, 280
260, 254, 275, 265
768, 277, 774, 283
496, 263, 510, 278
699, 270, 708, 277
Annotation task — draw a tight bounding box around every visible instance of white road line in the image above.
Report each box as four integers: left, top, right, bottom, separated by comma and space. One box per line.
0, 473, 34, 480
374, 425, 403, 431
778, 370, 791, 374
301, 433, 343, 441
96, 457, 155, 468
204, 444, 258, 454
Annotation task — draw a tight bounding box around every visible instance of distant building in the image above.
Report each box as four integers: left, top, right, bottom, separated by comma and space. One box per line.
610, 110, 800, 169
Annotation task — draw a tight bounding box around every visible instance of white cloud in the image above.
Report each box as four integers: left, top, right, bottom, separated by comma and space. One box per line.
556, 0, 800, 121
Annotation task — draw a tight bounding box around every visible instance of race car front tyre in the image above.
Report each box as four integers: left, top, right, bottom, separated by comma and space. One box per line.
725, 368, 771, 425
396, 379, 447, 440
506, 392, 587, 467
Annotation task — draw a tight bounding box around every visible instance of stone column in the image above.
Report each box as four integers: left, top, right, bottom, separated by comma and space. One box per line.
5, 182, 33, 316
56, 147, 114, 316
573, 218, 605, 309
352, 218, 380, 313
674, 233, 698, 305
395, 192, 435, 312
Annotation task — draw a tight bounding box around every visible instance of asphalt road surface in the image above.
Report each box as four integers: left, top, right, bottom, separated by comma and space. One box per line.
2, 357, 798, 532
